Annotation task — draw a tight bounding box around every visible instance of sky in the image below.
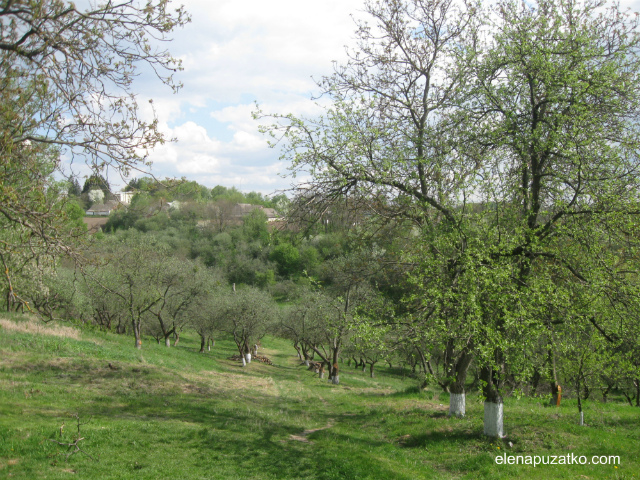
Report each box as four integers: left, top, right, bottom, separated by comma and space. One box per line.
104, 0, 640, 197
119, 0, 367, 197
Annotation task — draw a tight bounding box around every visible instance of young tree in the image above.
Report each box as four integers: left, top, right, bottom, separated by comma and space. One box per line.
185, 268, 227, 352
146, 258, 205, 347
88, 232, 170, 349
280, 291, 324, 366
220, 286, 276, 366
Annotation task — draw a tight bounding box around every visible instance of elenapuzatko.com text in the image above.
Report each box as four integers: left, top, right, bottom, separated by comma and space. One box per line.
495, 453, 620, 467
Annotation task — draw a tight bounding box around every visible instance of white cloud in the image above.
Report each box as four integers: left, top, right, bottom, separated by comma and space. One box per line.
126, 0, 367, 193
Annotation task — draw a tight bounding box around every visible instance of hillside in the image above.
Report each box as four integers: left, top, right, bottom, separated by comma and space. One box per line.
0, 314, 636, 479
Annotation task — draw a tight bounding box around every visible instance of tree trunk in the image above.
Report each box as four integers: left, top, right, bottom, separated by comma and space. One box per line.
369, 363, 375, 378
173, 331, 180, 346
133, 320, 142, 349
330, 343, 340, 384
576, 377, 584, 425
165, 335, 171, 348
450, 393, 466, 417
199, 334, 206, 353
332, 364, 340, 385
531, 367, 541, 394
483, 401, 504, 438
245, 353, 252, 364
481, 366, 504, 437
548, 349, 561, 407
443, 351, 473, 417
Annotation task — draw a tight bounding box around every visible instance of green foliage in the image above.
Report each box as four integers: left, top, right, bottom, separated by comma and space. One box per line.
0, 0, 189, 302
242, 209, 270, 244
255, 269, 276, 288
67, 177, 82, 197
270, 243, 301, 276
259, 0, 640, 408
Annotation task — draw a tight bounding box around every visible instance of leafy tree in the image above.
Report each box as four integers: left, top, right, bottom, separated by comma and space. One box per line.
146, 257, 205, 347
67, 177, 82, 197
261, 0, 640, 436
88, 232, 170, 349
0, 0, 189, 301
190, 281, 228, 353
81, 175, 110, 196
219, 286, 277, 364
459, 0, 640, 435
242, 209, 270, 245
0, 144, 85, 310
280, 288, 331, 366
88, 189, 105, 206
270, 243, 301, 277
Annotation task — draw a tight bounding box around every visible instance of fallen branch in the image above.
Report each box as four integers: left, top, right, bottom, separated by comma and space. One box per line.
48, 413, 97, 462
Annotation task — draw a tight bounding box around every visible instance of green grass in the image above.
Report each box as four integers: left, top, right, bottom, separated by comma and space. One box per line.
0, 313, 637, 479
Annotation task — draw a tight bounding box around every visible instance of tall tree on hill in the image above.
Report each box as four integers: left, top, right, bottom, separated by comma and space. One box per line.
259, 0, 482, 417
464, 0, 640, 436
261, 0, 640, 436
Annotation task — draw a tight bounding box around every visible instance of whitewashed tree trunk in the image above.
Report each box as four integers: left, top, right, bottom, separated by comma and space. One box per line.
332, 375, 340, 385
241, 356, 247, 367
304, 359, 310, 367
165, 337, 171, 348
319, 371, 324, 379
245, 353, 252, 364
449, 393, 466, 417
483, 402, 504, 438
579, 412, 584, 426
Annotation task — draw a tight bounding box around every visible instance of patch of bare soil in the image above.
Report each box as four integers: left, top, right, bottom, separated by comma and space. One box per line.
189, 371, 278, 396
289, 419, 335, 444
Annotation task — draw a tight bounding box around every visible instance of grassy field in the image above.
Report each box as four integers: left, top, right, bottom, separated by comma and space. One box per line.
0, 313, 637, 479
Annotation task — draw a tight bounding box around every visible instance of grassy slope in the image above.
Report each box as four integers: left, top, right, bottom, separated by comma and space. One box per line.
0, 313, 637, 480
